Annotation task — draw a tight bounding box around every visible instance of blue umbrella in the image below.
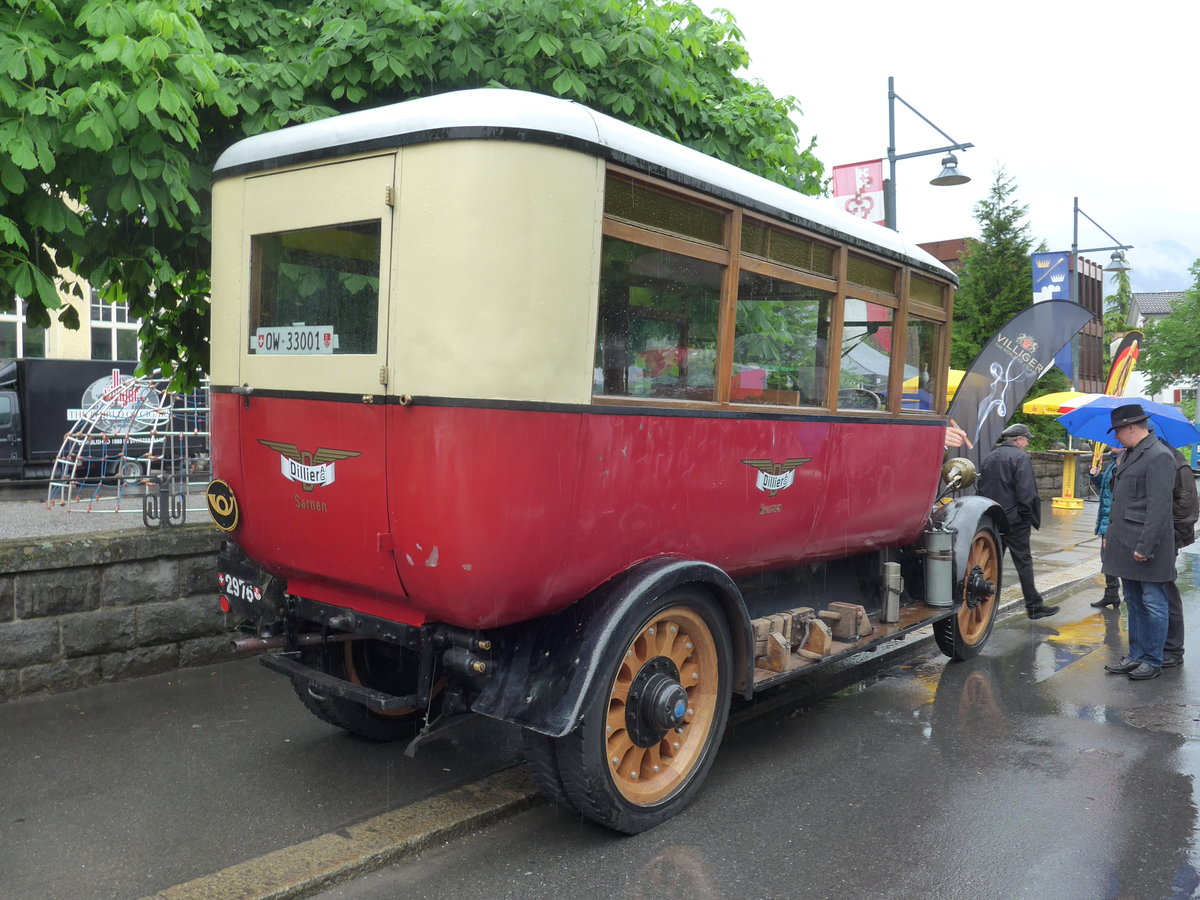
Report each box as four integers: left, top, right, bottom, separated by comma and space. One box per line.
1056, 395, 1200, 448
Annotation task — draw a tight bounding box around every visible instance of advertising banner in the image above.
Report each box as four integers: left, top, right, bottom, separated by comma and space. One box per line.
946, 300, 1095, 469
1031, 252, 1070, 302
831, 160, 885, 225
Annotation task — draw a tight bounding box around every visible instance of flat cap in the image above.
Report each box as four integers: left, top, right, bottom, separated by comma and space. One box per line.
1001, 423, 1033, 439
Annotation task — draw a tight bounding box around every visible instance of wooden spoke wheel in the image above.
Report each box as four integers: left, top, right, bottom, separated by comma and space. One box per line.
525, 587, 732, 833
935, 522, 1002, 661
604, 605, 722, 806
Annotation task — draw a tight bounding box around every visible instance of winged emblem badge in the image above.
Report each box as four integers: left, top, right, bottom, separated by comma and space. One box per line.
258, 440, 361, 491
741, 457, 813, 497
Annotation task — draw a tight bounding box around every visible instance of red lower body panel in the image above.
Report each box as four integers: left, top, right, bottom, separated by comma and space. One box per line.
213, 394, 946, 630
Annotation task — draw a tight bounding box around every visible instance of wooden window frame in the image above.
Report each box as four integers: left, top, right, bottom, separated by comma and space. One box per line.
595, 167, 955, 417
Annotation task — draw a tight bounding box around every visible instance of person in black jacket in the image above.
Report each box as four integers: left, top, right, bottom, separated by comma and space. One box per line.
977, 423, 1059, 620
1089, 447, 1124, 608
1162, 438, 1199, 667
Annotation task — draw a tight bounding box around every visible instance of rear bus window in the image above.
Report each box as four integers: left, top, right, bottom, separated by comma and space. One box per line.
249, 221, 381, 355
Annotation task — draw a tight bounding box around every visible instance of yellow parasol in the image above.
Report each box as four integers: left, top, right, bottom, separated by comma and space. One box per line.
1020, 391, 1108, 417
902, 368, 964, 405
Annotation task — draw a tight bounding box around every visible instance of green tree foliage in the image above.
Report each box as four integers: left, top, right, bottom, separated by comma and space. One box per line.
1102, 267, 1133, 354
1, 0, 823, 386
1140, 259, 1200, 395
949, 168, 1034, 370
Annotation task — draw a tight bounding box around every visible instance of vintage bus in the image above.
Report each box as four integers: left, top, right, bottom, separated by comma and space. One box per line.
206, 88, 1003, 833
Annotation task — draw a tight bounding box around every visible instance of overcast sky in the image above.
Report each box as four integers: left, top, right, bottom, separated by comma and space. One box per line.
699, 0, 1198, 294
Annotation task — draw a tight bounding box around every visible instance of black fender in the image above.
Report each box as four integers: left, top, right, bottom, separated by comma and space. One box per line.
470, 556, 754, 737
930, 495, 1007, 598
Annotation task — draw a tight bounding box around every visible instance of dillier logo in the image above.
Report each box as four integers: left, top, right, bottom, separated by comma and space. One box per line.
741, 457, 813, 497
258, 440, 361, 491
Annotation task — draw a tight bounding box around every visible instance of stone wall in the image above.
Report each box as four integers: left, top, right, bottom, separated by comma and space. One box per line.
1030, 450, 1095, 501
0, 525, 225, 703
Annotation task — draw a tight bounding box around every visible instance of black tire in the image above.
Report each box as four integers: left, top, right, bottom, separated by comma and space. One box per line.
934, 522, 1002, 661
534, 587, 732, 834
119, 459, 144, 486
292, 639, 429, 742
521, 730, 578, 812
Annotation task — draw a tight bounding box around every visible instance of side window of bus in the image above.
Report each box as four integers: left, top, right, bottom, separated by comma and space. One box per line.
839, 299, 894, 410
248, 221, 381, 355
732, 272, 831, 407
902, 317, 943, 410
594, 237, 721, 401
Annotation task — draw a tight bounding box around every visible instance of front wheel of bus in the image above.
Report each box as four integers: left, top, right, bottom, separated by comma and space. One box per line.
934, 522, 1002, 661
548, 588, 732, 833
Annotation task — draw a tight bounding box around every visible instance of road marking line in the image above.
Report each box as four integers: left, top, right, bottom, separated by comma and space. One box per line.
143, 767, 538, 900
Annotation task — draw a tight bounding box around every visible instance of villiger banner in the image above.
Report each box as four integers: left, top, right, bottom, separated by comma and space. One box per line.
946, 300, 1094, 469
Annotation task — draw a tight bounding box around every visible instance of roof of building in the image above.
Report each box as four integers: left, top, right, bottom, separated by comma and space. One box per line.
1131, 291, 1185, 316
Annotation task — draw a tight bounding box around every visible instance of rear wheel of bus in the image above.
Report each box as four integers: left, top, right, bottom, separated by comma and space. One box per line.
526, 587, 732, 833
294, 640, 430, 742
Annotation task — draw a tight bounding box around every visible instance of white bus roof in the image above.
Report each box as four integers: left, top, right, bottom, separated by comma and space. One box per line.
214, 88, 954, 281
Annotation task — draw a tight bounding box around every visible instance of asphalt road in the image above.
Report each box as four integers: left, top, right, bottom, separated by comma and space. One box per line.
0, 501, 1172, 900
314, 557, 1200, 900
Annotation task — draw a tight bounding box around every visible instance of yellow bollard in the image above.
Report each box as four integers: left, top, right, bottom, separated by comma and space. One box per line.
1050, 449, 1084, 509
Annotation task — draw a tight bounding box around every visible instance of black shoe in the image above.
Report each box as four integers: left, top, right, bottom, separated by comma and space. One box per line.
1162, 655, 1184, 668
1105, 656, 1140, 674
1090, 596, 1121, 609
1026, 603, 1059, 620
1127, 663, 1162, 680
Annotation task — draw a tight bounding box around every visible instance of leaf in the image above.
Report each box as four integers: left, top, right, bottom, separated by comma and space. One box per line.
136, 82, 159, 114
0, 215, 29, 251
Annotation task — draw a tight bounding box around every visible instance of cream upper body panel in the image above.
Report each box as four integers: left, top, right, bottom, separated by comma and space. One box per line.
390, 141, 602, 404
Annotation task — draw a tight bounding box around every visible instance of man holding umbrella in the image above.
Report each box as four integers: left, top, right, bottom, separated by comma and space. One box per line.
1101, 403, 1177, 680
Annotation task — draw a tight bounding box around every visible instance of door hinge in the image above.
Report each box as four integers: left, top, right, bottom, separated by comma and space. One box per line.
385, 186, 395, 207
379, 366, 390, 386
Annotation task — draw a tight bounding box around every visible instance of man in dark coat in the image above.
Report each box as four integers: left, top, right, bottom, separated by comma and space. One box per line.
1101, 404, 1177, 680
1162, 439, 1199, 667
977, 422, 1058, 619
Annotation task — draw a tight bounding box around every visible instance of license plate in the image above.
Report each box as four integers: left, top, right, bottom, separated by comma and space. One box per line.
250, 325, 336, 355
217, 554, 265, 618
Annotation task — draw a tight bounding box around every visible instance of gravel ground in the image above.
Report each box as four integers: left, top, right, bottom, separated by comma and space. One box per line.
1, 492, 211, 541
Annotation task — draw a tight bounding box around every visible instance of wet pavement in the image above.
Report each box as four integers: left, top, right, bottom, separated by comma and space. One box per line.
317, 563, 1200, 900
1, 501, 1192, 900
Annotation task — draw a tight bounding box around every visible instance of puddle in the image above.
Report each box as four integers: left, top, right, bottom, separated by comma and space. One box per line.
1121, 703, 1200, 739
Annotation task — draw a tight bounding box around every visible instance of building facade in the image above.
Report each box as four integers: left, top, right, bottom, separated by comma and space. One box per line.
1, 275, 140, 362
917, 239, 1105, 391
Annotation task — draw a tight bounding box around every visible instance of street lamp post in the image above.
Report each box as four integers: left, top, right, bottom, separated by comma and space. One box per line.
1071, 196, 1133, 304
884, 76, 975, 231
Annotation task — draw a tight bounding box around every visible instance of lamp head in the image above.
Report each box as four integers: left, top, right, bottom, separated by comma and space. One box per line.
1105, 250, 1131, 273
930, 154, 970, 187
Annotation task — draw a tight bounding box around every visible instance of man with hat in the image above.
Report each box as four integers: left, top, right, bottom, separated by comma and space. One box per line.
1102, 403, 1177, 680
977, 422, 1059, 619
